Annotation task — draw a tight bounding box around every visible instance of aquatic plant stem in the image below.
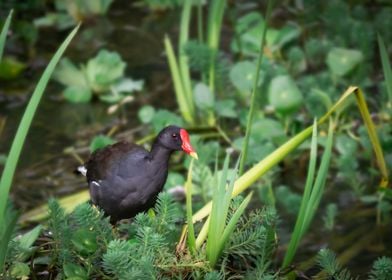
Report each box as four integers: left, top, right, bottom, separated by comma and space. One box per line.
238, 0, 273, 175
0, 25, 80, 228
185, 160, 196, 255
0, 10, 12, 62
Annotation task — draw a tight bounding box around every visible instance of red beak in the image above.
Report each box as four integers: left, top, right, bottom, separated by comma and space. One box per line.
180, 129, 198, 160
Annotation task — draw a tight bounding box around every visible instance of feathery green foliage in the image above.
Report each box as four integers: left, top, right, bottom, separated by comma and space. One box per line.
317, 248, 356, 280
224, 207, 277, 275
369, 256, 392, 280
48, 199, 74, 268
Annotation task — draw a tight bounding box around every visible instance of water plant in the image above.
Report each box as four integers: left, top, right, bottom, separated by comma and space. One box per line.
53, 49, 143, 107
0, 11, 79, 274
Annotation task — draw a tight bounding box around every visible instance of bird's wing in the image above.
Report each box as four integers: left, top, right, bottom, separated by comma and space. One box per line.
85, 141, 147, 182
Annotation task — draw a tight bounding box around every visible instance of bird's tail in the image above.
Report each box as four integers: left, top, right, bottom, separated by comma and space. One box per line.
74, 165, 87, 176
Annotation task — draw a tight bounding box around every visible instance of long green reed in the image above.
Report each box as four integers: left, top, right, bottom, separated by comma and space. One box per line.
0, 24, 80, 229
0, 10, 12, 62
164, 0, 195, 125
185, 160, 196, 255
282, 119, 334, 268
206, 0, 226, 93
238, 0, 273, 175
378, 34, 392, 103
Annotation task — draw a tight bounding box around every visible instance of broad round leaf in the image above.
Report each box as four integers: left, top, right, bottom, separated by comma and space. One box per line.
63, 86, 92, 103
71, 228, 98, 254
229, 61, 263, 93
63, 262, 88, 279
86, 49, 126, 92
138, 105, 156, 124
268, 75, 303, 115
90, 135, 114, 152
326, 48, 363, 76
194, 83, 214, 110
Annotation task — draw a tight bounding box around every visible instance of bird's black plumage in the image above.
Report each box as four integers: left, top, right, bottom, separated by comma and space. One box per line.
83, 125, 197, 222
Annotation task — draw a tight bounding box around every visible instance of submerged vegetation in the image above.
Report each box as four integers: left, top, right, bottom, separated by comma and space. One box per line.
1, 0, 392, 279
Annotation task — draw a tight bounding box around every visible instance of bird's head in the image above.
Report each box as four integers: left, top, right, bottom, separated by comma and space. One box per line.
157, 125, 198, 159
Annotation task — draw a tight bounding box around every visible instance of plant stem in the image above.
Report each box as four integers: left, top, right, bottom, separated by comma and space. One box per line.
238, 0, 273, 175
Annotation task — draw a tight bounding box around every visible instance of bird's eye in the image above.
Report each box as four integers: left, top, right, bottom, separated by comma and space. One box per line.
172, 133, 177, 138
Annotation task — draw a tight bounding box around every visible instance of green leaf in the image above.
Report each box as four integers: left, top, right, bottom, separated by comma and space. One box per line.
229, 61, 263, 93
71, 228, 98, 254
0, 56, 26, 79
89, 135, 114, 152
335, 134, 358, 156
215, 99, 237, 118
251, 118, 285, 142
63, 86, 92, 103
0, 10, 12, 63
10, 262, 30, 278
63, 262, 88, 279
268, 75, 303, 115
86, 49, 126, 92
14, 225, 42, 262
138, 105, 155, 124
53, 58, 87, 87
112, 78, 144, 93
151, 110, 184, 132
194, 82, 214, 110
326, 48, 363, 76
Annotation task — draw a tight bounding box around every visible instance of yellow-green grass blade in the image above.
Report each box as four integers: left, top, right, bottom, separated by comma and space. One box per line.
185, 159, 196, 255
19, 189, 89, 224
164, 35, 194, 124
178, 0, 194, 115
239, 0, 273, 175
206, 0, 226, 92
0, 24, 80, 228
0, 10, 13, 62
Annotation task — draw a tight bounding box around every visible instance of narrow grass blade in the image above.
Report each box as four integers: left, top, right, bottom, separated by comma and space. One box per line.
206, 154, 230, 263
218, 191, 252, 257
282, 120, 319, 267
0, 10, 13, 62
378, 34, 392, 103
164, 35, 194, 124
0, 25, 80, 227
185, 159, 196, 254
239, 0, 273, 175
283, 120, 334, 268
0, 204, 18, 273
178, 0, 194, 114
206, 0, 226, 92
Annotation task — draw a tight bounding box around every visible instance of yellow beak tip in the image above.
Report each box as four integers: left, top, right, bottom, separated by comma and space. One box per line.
189, 152, 198, 160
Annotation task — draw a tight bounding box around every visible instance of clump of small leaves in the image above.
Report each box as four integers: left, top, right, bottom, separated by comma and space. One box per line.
53, 49, 143, 104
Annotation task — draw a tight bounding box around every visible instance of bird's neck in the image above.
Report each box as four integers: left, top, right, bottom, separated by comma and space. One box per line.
150, 142, 173, 164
